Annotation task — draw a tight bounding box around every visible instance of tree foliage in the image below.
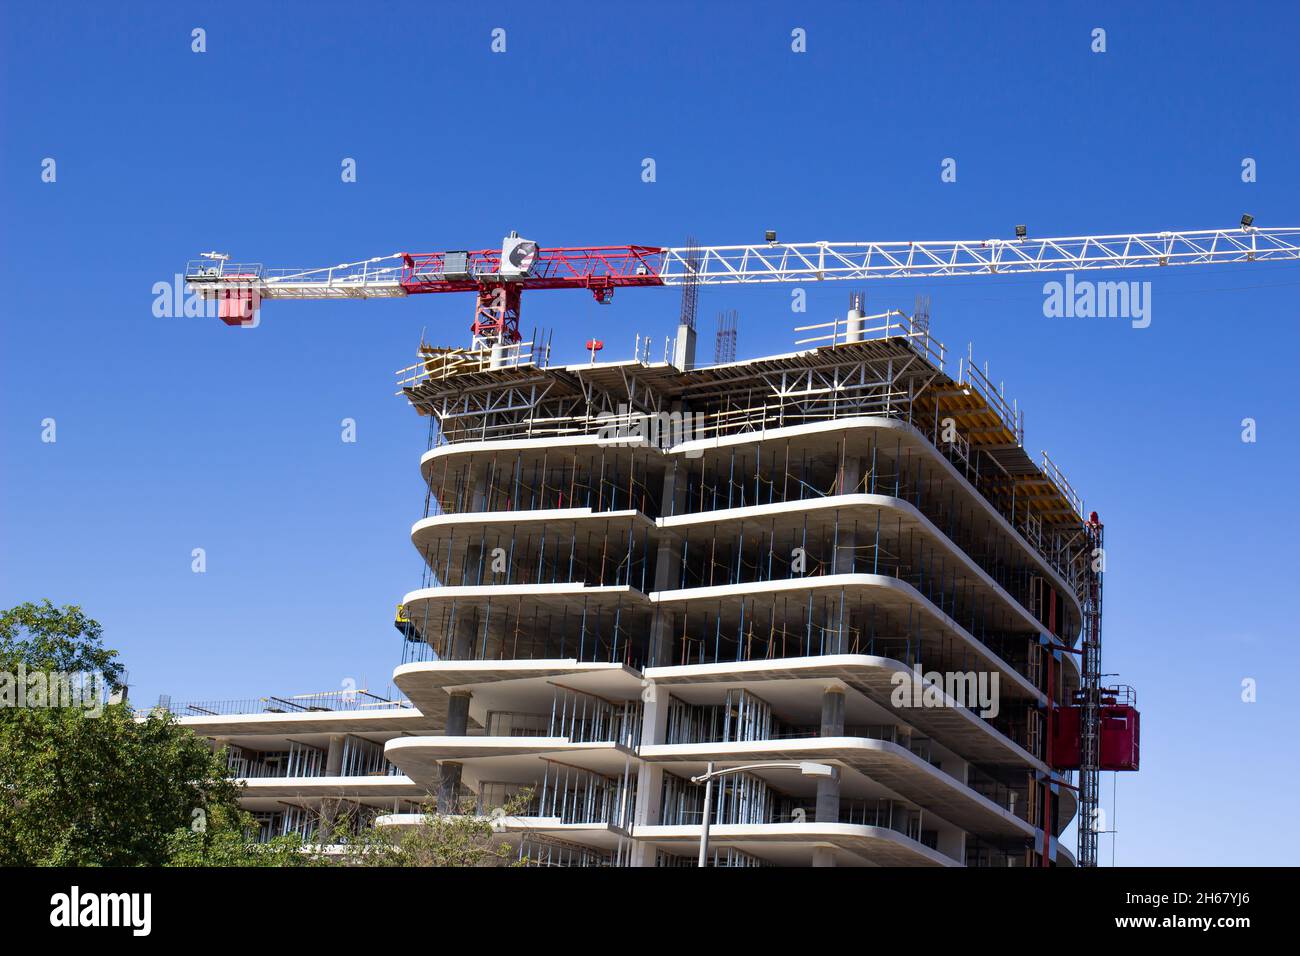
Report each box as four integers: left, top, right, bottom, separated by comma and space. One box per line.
0, 698, 252, 865
335, 792, 532, 867
0, 600, 124, 686
164, 805, 312, 867
0, 601, 259, 866
1, 601, 537, 867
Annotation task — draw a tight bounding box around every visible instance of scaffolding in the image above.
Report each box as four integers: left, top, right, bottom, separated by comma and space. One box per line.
484, 685, 642, 749
338, 734, 402, 777
225, 740, 326, 779
519, 834, 628, 867
661, 770, 773, 827
399, 309, 1091, 602
665, 688, 775, 745
656, 846, 769, 867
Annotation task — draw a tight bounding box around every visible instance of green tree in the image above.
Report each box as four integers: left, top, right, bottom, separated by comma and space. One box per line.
1, 601, 535, 866
0, 692, 248, 865
0, 600, 124, 687
0, 600, 292, 866
337, 791, 533, 867
164, 805, 311, 867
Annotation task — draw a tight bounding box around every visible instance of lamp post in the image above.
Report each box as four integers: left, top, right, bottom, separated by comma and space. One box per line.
689, 761, 836, 867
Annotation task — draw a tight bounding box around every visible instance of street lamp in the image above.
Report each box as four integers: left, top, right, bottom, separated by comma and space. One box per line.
689, 761, 836, 867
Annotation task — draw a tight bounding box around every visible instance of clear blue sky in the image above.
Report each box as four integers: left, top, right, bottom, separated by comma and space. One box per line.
2, 1, 1297, 865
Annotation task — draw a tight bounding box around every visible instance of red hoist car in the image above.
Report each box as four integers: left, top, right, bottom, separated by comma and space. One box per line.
1052, 686, 1141, 771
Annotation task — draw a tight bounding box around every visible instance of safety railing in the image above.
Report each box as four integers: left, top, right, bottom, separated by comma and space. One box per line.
184, 260, 265, 282
794, 309, 947, 372
957, 344, 1024, 447
148, 690, 413, 718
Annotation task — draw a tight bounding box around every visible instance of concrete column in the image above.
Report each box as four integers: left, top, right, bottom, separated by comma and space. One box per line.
830, 457, 863, 656
636, 443, 685, 863
446, 691, 471, 735
469, 457, 490, 511
812, 846, 838, 867
816, 686, 845, 824
437, 763, 462, 814
833, 458, 862, 569
438, 691, 472, 813
648, 454, 688, 667
936, 825, 965, 863
820, 686, 846, 736
630, 683, 670, 866
325, 734, 346, 777
449, 605, 480, 660
815, 769, 842, 825
671, 324, 697, 371
844, 295, 866, 343
649, 613, 673, 668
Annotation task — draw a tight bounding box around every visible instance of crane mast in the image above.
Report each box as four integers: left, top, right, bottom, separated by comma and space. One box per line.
1079, 516, 1105, 868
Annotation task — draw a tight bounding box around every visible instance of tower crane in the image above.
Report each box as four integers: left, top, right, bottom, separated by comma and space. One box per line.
184, 219, 1298, 867
186, 221, 1300, 341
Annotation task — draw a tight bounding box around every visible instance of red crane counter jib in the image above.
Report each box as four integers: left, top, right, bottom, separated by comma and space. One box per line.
399, 244, 666, 345
399, 245, 667, 301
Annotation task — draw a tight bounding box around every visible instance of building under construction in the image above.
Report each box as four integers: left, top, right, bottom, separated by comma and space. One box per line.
188, 223, 1285, 864
169, 298, 1138, 866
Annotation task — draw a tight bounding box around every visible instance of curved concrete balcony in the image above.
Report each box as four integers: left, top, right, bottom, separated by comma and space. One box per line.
668, 415, 1086, 630
652, 573, 1047, 705
409, 508, 658, 596
386, 736, 639, 788
409, 493, 1077, 693
411, 507, 655, 555
420, 434, 666, 522
637, 822, 957, 867
646, 655, 1044, 772
375, 813, 630, 853
417, 417, 1087, 636
392, 659, 644, 723
640, 738, 1036, 843
662, 491, 1078, 689
398, 583, 653, 669
176, 708, 437, 737
235, 775, 427, 800
419, 433, 633, 479
401, 582, 651, 613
